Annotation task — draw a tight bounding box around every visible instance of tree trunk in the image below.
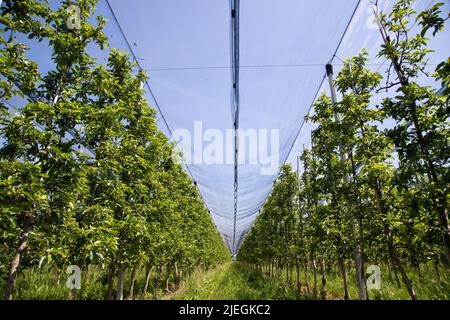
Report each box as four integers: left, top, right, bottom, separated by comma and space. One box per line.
392, 259, 401, 289
345, 150, 367, 301
352, 220, 367, 300
165, 278, 170, 292
127, 267, 137, 300
339, 259, 350, 300
143, 262, 152, 293
106, 267, 116, 300
424, 261, 429, 272
3, 215, 33, 300
384, 218, 416, 300
416, 264, 422, 281
437, 212, 450, 267
276, 259, 280, 280
69, 289, 77, 300
285, 260, 289, 283
320, 257, 327, 300
268, 261, 271, 276
434, 260, 441, 281
296, 257, 300, 290
289, 261, 293, 284
390, 245, 417, 300
116, 265, 125, 300
165, 264, 171, 293
174, 263, 181, 288
153, 266, 162, 297
304, 257, 309, 294
272, 259, 275, 277
359, 218, 369, 300
387, 261, 393, 283
311, 256, 317, 296
374, 184, 416, 299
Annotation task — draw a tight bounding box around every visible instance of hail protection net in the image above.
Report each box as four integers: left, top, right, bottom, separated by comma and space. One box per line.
104, 0, 364, 254
4, 0, 449, 254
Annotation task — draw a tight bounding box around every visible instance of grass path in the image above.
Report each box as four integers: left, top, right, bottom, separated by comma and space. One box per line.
166, 262, 302, 300
165, 262, 450, 300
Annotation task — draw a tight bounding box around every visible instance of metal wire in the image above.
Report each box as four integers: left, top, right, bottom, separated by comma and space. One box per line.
230, 0, 240, 256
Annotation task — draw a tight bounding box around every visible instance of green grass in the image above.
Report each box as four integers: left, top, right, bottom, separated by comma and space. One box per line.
323, 267, 450, 300
7, 265, 164, 300
11, 265, 106, 300
3, 262, 449, 300
167, 262, 303, 300
258, 263, 450, 300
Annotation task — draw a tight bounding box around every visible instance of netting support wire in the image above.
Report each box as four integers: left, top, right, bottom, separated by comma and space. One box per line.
231, 0, 240, 257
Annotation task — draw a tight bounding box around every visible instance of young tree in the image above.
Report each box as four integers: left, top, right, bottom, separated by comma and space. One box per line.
335, 52, 416, 299
375, 0, 450, 265
0, 0, 107, 299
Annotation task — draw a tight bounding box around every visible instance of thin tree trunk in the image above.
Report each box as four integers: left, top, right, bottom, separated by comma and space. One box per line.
346, 158, 367, 300
143, 262, 152, 293
289, 261, 293, 284
106, 267, 116, 300
416, 264, 422, 281
339, 125, 366, 300
165, 264, 171, 292
320, 257, 327, 300
388, 240, 416, 300
276, 259, 280, 280
392, 259, 401, 289
127, 267, 137, 300
272, 259, 275, 277
3, 215, 33, 300
434, 260, 441, 281
359, 218, 369, 300
165, 278, 170, 292
296, 256, 300, 289
383, 220, 416, 299
332, 193, 349, 300
312, 256, 317, 296
387, 260, 393, 283
304, 257, 309, 294
153, 266, 162, 297
116, 265, 125, 300
174, 263, 181, 288
285, 260, 289, 283
69, 288, 77, 300
374, 184, 416, 299
438, 212, 450, 267
352, 220, 367, 300
339, 259, 349, 300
